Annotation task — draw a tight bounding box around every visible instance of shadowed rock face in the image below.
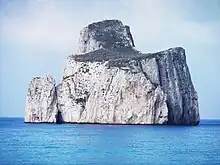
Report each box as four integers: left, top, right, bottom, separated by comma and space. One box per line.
25, 20, 200, 125
55, 110, 63, 124
154, 48, 199, 125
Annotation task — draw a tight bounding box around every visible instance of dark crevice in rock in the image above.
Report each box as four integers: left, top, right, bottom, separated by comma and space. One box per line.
155, 58, 162, 87
56, 110, 63, 124
75, 98, 87, 104
127, 114, 138, 123
153, 96, 160, 124
167, 101, 173, 125
49, 87, 57, 109
46, 86, 57, 121
63, 75, 74, 81
125, 25, 135, 47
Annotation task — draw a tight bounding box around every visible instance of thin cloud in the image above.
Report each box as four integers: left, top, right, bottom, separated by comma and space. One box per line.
1, 0, 219, 54
122, 0, 219, 52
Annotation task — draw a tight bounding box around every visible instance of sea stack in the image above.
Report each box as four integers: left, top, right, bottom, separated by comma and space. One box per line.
25, 20, 200, 125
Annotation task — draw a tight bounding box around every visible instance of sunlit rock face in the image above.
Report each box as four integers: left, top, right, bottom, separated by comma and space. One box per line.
25, 75, 57, 123
57, 55, 168, 124
25, 20, 199, 125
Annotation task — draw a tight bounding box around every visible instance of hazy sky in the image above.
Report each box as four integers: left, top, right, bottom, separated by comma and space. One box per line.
0, 0, 220, 118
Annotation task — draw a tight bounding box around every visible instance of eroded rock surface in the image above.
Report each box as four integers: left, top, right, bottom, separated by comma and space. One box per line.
153, 48, 199, 125
25, 75, 57, 123
77, 20, 135, 54
58, 57, 168, 124
25, 20, 199, 125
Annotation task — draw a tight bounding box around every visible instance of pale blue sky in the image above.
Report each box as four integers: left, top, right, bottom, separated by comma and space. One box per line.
0, 0, 220, 118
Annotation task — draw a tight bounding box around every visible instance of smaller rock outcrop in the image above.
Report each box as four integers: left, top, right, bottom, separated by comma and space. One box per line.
25, 75, 57, 123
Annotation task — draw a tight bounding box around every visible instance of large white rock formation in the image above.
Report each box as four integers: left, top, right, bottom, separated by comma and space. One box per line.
25, 20, 200, 125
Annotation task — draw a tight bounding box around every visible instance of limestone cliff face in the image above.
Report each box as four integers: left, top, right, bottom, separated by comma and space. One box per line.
25, 75, 57, 123
57, 55, 168, 124
25, 20, 199, 125
153, 48, 199, 125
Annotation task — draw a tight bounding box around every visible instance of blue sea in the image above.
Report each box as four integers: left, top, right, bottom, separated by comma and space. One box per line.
0, 118, 219, 165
